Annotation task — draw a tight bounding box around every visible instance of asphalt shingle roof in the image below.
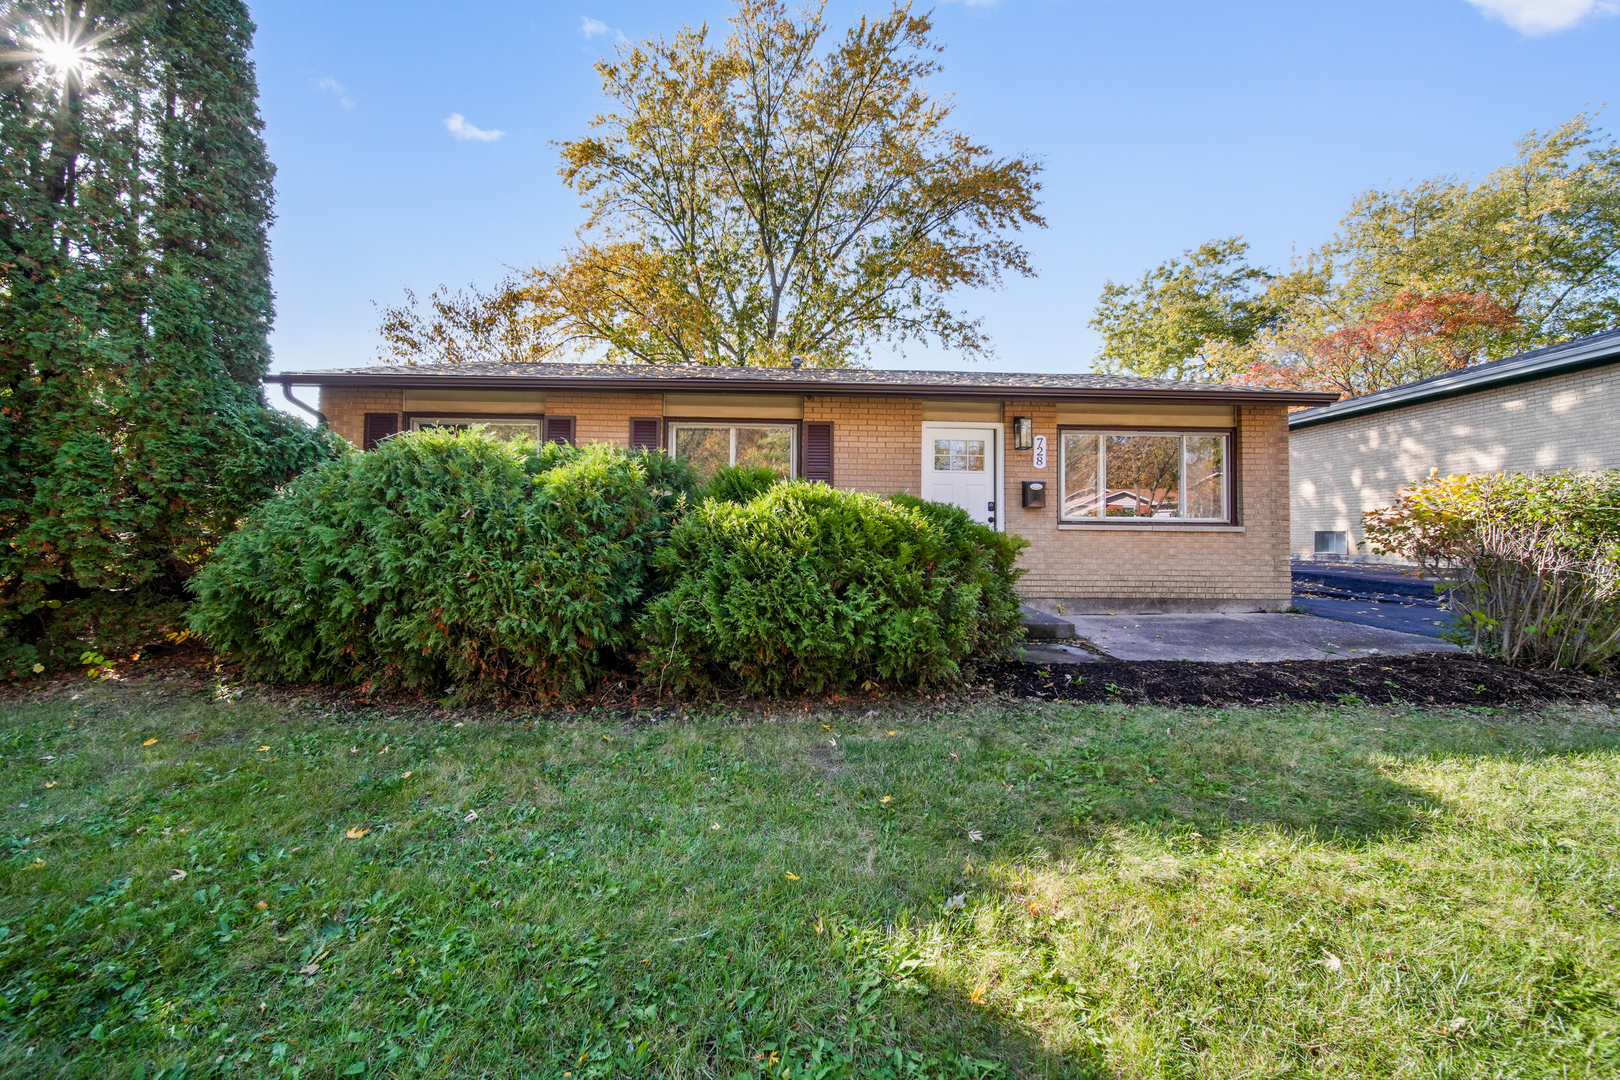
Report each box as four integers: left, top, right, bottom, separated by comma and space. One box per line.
272, 362, 1338, 405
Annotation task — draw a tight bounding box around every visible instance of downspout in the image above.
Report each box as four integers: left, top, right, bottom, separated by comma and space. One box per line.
279, 381, 328, 427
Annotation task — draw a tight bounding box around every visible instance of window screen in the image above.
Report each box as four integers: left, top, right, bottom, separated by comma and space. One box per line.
670, 423, 796, 482
1059, 431, 1230, 522
409, 417, 541, 441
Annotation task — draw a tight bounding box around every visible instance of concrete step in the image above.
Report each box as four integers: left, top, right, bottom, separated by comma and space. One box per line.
1020, 605, 1076, 641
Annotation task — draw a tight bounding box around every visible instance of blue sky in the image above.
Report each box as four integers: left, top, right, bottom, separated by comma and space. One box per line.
253, 0, 1620, 383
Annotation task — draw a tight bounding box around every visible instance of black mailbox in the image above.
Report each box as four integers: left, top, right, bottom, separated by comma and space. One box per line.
1021, 480, 1047, 509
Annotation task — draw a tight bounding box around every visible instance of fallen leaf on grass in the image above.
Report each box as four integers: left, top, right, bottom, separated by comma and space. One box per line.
1027, 901, 1040, 917
256, 900, 268, 910
886, 731, 897, 737
298, 962, 320, 976
401, 771, 412, 779
142, 738, 158, 746
969, 983, 987, 1005
169, 869, 186, 881
879, 795, 892, 804
1322, 952, 1343, 973
44, 781, 56, 789
464, 810, 479, 823
257, 746, 271, 752
345, 827, 370, 840
968, 829, 984, 843
784, 872, 800, 882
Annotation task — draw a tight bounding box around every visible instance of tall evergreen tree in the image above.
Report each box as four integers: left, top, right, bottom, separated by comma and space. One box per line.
0, 1, 331, 675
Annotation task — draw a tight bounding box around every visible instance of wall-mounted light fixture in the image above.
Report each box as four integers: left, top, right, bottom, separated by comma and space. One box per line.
1012, 416, 1034, 450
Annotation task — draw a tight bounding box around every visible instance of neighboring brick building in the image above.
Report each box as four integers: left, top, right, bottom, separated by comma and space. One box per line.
1290, 329, 1620, 560
273, 364, 1333, 612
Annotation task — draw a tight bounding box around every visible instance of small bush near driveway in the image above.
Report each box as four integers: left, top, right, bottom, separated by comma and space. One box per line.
1365, 469, 1620, 672
189, 430, 694, 699
639, 482, 1027, 695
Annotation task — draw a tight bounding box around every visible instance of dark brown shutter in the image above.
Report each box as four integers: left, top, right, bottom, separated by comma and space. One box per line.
363, 412, 399, 451
544, 415, 575, 445
629, 417, 662, 451
802, 422, 833, 483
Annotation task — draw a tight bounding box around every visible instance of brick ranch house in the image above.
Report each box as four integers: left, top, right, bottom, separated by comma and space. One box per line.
272, 364, 1336, 613
1290, 328, 1620, 560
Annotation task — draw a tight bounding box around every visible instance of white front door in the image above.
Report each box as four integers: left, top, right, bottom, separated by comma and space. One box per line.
922, 425, 1000, 528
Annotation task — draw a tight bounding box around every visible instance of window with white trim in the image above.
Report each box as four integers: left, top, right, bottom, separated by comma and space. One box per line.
409, 417, 541, 441
669, 423, 796, 482
1059, 430, 1230, 522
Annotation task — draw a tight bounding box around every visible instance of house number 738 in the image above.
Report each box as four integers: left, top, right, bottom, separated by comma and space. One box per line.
1032, 435, 1047, 470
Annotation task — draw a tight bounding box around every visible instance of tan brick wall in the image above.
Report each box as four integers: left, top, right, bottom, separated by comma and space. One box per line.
1290, 361, 1620, 555
320, 387, 405, 448
543, 390, 665, 448
319, 386, 1293, 608
1004, 401, 1290, 609
803, 395, 921, 495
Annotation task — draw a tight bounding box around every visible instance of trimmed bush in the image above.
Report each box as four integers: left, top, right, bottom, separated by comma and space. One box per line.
189, 430, 695, 698
638, 482, 1027, 695
703, 464, 782, 504
1363, 470, 1620, 672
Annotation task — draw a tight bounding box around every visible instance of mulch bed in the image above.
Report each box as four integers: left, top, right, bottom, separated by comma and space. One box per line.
982, 654, 1620, 708
6, 643, 1617, 713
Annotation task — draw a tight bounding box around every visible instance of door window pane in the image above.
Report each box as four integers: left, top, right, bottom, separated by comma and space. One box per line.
675, 427, 732, 481
1061, 433, 1101, 517
735, 427, 794, 477
1104, 434, 1181, 517
1184, 435, 1225, 519
932, 439, 986, 472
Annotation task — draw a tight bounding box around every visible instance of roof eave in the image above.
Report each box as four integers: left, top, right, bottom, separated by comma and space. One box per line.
1289, 339, 1620, 430
268, 371, 1338, 408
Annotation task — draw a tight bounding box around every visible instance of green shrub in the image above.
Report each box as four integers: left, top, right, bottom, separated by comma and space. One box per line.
189, 430, 695, 699
1363, 470, 1620, 672
703, 464, 782, 504
638, 482, 1027, 695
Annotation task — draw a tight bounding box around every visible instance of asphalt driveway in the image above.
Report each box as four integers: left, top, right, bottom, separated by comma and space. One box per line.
1291, 559, 1457, 638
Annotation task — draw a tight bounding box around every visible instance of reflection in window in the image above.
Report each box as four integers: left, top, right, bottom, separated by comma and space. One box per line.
675, 427, 733, 481
671, 423, 795, 482
1059, 431, 1229, 522
409, 417, 541, 441
932, 439, 986, 472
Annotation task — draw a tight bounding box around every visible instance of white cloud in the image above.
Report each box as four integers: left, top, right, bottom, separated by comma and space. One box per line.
1464, 0, 1619, 34
444, 113, 505, 142
580, 16, 627, 41
312, 75, 354, 110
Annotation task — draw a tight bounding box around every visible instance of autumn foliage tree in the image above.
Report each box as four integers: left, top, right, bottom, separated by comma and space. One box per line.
377, 0, 1045, 368
1097, 113, 1620, 396
1238, 291, 1521, 397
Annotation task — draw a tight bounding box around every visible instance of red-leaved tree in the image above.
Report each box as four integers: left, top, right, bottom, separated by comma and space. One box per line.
1237, 291, 1520, 398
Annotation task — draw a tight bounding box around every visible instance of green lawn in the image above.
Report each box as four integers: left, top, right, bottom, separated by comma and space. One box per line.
1, 683, 1617, 1079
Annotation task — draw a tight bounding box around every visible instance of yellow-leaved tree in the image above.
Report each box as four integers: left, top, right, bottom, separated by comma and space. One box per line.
377, 0, 1044, 367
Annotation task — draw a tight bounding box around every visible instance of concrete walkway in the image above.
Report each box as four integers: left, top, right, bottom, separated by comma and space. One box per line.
1047, 611, 1460, 663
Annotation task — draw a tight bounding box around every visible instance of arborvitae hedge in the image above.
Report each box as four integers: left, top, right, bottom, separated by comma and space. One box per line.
0, 2, 331, 677
188, 431, 696, 699
639, 482, 1027, 695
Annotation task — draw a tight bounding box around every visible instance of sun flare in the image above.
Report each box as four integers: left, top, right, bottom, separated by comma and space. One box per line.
3, 13, 115, 89
33, 33, 90, 80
